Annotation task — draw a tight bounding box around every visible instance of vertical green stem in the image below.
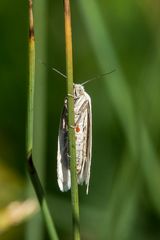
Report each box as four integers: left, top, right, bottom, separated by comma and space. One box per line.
63, 1, 80, 240
27, 1, 59, 239
27, 0, 35, 154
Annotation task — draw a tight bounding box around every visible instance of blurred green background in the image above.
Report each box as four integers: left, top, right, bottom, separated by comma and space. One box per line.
0, 0, 160, 239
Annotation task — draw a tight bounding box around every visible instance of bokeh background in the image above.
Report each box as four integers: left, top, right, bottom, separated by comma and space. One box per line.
0, 0, 160, 239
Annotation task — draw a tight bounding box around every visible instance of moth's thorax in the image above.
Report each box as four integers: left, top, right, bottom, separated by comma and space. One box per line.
73, 84, 85, 98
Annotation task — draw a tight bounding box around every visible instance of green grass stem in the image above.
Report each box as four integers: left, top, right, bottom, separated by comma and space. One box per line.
26, 1, 59, 239
63, 0, 80, 239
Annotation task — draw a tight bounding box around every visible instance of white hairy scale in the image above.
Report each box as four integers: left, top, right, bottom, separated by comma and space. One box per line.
57, 84, 92, 194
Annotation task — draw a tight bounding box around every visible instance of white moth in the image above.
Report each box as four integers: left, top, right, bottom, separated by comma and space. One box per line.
57, 84, 92, 194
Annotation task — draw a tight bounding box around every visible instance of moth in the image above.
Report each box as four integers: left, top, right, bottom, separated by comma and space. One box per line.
57, 84, 92, 194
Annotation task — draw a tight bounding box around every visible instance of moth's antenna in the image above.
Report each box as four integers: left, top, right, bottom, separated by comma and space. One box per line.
39, 60, 67, 79
81, 69, 116, 86
39, 60, 115, 84
51, 67, 67, 79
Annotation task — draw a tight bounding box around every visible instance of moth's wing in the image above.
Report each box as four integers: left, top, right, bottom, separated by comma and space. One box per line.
57, 99, 71, 191
78, 93, 92, 194
84, 95, 92, 194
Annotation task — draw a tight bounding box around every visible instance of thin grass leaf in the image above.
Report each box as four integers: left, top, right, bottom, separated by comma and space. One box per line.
26, 1, 59, 240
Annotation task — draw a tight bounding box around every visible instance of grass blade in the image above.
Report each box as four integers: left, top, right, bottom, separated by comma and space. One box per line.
26, 1, 59, 239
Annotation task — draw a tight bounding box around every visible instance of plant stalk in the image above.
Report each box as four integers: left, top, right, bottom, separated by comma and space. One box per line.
27, 1, 59, 239
63, 0, 80, 240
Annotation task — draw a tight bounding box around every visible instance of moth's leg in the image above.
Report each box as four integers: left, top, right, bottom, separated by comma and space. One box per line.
67, 93, 74, 98
67, 153, 71, 158
67, 94, 80, 101
74, 96, 80, 100
65, 124, 75, 132
69, 125, 75, 129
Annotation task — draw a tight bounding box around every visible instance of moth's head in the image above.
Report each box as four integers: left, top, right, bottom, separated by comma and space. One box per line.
73, 84, 85, 97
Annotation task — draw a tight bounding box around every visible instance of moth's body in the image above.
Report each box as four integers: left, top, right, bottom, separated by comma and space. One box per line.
57, 84, 92, 194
